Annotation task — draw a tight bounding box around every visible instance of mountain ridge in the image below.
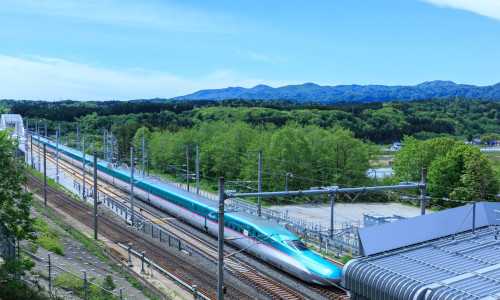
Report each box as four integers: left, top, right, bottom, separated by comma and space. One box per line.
171, 80, 500, 103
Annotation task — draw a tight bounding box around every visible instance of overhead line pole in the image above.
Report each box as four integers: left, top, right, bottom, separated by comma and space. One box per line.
330, 191, 335, 238
56, 130, 59, 183
77, 125, 79, 152
147, 144, 150, 177
94, 152, 98, 240
196, 143, 199, 194
420, 168, 427, 215
186, 142, 190, 192
43, 144, 47, 206
104, 131, 107, 161
82, 136, 86, 202
25, 119, 29, 167
142, 133, 146, 175
249, 150, 262, 216
37, 120, 40, 172
130, 147, 140, 226
217, 177, 225, 300
30, 135, 33, 169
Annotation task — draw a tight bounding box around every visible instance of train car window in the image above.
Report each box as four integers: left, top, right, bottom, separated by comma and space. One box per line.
287, 240, 309, 252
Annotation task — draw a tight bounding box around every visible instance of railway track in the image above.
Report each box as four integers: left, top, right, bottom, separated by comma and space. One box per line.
27, 175, 253, 300
28, 140, 350, 299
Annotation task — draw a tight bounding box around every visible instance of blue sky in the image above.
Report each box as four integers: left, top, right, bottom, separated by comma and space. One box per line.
1, 0, 499, 100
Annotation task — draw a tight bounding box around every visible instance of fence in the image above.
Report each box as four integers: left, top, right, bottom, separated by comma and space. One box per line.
101, 195, 210, 300
0, 222, 16, 262
148, 175, 361, 256
226, 197, 361, 256
105, 171, 361, 257
2, 222, 123, 299
21, 249, 126, 299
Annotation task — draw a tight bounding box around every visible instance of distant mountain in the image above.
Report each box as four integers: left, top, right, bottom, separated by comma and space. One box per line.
171, 81, 500, 103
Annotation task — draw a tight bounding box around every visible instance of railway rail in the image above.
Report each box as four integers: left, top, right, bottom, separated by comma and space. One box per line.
27, 141, 350, 299
27, 175, 250, 300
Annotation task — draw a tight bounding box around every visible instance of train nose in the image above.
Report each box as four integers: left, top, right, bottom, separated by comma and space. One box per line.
326, 269, 342, 285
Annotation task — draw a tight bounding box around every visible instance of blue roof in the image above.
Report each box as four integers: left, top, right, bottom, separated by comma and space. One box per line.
358, 202, 500, 256
343, 202, 500, 299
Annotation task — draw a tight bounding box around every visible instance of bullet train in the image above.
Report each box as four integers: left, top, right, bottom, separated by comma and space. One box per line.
32, 135, 342, 285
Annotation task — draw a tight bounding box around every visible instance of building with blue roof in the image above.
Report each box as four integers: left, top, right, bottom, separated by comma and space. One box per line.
342, 202, 500, 299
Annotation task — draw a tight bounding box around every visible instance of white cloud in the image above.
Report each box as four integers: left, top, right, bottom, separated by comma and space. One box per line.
0, 55, 284, 101
422, 0, 500, 21
1, 0, 235, 33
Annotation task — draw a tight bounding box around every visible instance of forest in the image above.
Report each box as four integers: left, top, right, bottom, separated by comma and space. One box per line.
3, 97, 500, 207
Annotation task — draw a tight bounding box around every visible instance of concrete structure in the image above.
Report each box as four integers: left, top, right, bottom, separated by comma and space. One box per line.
343, 202, 500, 299
0, 114, 25, 137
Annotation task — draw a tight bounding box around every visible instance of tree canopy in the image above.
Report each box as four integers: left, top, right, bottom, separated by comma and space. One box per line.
393, 136, 499, 207
0, 130, 35, 289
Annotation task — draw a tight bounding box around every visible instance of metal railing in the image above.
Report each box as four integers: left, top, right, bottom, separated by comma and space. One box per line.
0, 223, 16, 261
133, 173, 361, 256
101, 195, 210, 300
21, 249, 126, 299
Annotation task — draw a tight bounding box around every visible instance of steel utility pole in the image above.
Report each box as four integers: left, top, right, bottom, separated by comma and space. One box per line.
420, 168, 427, 215
24, 132, 28, 168
186, 143, 190, 192
217, 177, 225, 300
55, 130, 59, 183
77, 125, 79, 152
147, 144, 150, 177
196, 143, 199, 194
104, 131, 107, 161
37, 121, 40, 172
130, 147, 135, 225
142, 133, 146, 175
82, 137, 86, 202
330, 191, 335, 238
249, 150, 262, 216
93, 153, 98, 240
30, 135, 33, 169
44, 144, 47, 206
44, 120, 47, 137
110, 132, 114, 163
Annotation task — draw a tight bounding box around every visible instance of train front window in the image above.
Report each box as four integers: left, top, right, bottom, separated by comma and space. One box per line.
287, 240, 309, 252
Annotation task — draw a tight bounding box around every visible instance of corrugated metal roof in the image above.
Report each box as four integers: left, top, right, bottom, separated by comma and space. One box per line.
359, 202, 500, 256
343, 202, 500, 300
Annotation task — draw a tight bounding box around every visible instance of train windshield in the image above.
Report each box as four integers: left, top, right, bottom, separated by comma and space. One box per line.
287, 240, 309, 252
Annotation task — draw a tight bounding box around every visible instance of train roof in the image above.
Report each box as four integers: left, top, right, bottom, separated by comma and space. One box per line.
34, 135, 297, 239
120, 166, 295, 237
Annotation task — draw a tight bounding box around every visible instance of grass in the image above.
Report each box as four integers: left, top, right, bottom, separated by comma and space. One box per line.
33, 202, 161, 300
341, 256, 353, 264
33, 217, 65, 255
25, 242, 39, 254
53, 273, 123, 300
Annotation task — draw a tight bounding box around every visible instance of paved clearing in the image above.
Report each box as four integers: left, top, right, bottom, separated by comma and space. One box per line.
269, 202, 434, 229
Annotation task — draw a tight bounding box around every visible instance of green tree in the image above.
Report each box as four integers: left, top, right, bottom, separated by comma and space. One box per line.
449, 147, 499, 202
0, 130, 36, 292
480, 133, 500, 144
395, 136, 499, 207
393, 136, 457, 181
